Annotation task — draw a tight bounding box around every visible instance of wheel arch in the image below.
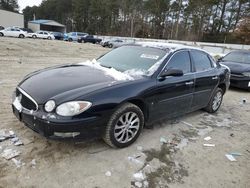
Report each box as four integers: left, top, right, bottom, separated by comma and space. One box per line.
218, 83, 226, 94
126, 99, 148, 122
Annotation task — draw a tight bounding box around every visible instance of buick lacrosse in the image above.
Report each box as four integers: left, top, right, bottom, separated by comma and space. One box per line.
12, 42, 230, 148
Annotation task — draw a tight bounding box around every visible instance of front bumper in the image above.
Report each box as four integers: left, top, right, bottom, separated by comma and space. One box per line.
230, 75, 250, 90
12, 105, 106, 139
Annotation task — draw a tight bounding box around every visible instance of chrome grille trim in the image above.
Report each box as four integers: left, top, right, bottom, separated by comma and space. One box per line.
231, 74, 244, 78
17, 87, 38, 111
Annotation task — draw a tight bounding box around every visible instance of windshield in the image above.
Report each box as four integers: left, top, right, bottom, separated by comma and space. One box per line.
97, 46, 167, 75
222, 51, 250, 64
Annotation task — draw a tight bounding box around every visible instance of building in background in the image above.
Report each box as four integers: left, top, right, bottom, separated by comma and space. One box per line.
0, 9, 24, 28
28, 20, 66, 33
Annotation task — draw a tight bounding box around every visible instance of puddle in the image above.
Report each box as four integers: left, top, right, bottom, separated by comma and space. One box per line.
141, 144, 188, 188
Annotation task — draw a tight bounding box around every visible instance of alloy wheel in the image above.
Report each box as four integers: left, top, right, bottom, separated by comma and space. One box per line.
114, 112, 140, 143
212, 91, 222, 111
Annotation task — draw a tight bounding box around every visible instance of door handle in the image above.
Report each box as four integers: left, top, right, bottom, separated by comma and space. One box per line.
212, 76, 218, 80
185, 81, 194, 85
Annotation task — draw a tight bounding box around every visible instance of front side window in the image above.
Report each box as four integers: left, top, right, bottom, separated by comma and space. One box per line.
165, 51, 191, 74
191, 50, 212, 72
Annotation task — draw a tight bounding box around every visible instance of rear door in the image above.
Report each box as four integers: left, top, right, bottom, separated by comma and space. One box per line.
190, 50, 219, 110
151, 50, 195, 120
37, 31, 43, 38
14, 29, 21, 37
43, 32, 48, 39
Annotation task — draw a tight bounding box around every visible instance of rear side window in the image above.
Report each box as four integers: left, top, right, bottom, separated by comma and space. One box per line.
191, 50, 212, 72
165, 51, 191, 74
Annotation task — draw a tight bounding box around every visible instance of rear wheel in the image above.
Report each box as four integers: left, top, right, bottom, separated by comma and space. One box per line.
19, 34, 24, 38
108, 43, 113, 48
48, 36, 52, 40
204, 88, 223, 113
0, 32, 3, 37
68, 38, 73, 42
103, 103, 144, 148
32, 35, 37, 39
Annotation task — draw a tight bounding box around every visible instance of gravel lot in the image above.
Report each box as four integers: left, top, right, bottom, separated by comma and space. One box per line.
0, 37, 249, 188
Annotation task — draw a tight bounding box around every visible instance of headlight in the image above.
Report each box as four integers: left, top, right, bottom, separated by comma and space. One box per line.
242, 72, 250, 77
56, 101, 92, 116
45, 100, 56, 112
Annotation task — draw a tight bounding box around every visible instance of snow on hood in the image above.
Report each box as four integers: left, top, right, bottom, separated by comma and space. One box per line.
78, 59, 134, 81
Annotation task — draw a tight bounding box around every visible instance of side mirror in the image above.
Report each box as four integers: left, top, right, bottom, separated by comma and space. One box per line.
160, 68, 184, 78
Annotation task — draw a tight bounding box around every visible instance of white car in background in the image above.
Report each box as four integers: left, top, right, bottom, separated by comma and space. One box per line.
29, 31, 55, 40
0, 27, 27, 38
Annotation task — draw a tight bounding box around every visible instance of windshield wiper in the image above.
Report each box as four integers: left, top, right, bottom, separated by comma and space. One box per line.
100, 64, 112, 69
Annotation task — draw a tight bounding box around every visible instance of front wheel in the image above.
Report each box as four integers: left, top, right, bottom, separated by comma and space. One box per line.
103, 103, 144, 148
32, 35, 37, 39
204, 88, 223, 113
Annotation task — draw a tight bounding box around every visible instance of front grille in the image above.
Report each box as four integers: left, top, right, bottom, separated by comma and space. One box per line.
16, 88, 38, 111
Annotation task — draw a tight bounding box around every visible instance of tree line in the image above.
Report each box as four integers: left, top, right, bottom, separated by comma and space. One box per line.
1, 0, 250, 44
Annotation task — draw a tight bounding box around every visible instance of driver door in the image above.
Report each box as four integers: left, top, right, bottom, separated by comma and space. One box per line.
151, 50, 195, 120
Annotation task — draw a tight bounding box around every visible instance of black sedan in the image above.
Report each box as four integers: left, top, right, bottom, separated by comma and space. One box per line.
219, 50, 250, 90
12, 42, 230, 148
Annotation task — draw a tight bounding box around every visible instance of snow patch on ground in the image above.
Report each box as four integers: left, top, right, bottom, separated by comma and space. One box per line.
78, 59, 134, 81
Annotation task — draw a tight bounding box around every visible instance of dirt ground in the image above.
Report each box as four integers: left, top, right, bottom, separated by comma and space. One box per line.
0, 37, 249, 188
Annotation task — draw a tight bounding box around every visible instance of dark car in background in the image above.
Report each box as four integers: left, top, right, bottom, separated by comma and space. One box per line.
219, 50, 250, 90
51, 32, 64, 40
20, 28, 33, 34
12, 42, 230, 148
78, 35, 102, 44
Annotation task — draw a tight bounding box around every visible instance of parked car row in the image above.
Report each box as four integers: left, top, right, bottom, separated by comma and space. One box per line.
0, 27, 102, 44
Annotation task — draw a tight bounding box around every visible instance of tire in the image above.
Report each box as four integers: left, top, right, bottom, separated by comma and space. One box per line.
0, 32, 3, 37
32, 35, 37, 39
19, 34, 24, 38
103, 103, 144, 148
108, 43, 113, 48
48, 36, 52, 40
204, 88, 223, 113
68, 38, 73, 42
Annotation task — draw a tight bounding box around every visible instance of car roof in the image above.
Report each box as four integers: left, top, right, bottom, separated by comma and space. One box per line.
134, 41, 206, 53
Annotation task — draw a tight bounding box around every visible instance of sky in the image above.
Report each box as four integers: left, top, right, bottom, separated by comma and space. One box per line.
18, 0, 43, 12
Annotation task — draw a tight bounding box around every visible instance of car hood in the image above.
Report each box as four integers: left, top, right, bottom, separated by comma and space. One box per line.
221, 61, 250, 74
18, 65, 130, 104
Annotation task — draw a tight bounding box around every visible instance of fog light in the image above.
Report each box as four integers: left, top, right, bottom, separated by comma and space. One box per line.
45, 100, 56, 112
